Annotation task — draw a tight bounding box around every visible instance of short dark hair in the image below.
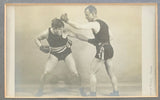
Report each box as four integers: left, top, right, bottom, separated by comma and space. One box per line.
85, 5, 97, 14
51, 18, 64, 28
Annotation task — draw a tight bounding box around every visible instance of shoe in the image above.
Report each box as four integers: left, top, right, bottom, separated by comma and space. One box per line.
34, 88, 43, 96
79, 88, 87, 96
90, 92, 96, 96
109, 90, 119, 96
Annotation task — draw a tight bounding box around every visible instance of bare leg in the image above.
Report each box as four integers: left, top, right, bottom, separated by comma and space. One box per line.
104, 59, 119, 96
35, 54, 58, 96
89, 58, 103, 96
65, 53, 79, 77
65, 53, 84, 96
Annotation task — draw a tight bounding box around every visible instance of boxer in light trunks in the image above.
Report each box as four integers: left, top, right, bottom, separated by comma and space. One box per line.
34, 18, 81, 96
61, 5, 119, 96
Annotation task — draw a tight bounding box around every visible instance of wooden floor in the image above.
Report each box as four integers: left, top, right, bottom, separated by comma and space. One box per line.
15, 81, 142, 98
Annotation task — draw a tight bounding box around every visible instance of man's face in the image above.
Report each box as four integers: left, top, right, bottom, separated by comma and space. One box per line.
84, 9, 95, 22
53, 27, 64, 35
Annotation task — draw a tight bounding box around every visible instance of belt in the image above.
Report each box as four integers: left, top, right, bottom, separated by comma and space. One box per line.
50, 40, 72, 53
97, 42, 109, 46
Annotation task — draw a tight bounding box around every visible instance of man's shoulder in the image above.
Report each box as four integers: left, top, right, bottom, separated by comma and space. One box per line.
96, 19, 108, 27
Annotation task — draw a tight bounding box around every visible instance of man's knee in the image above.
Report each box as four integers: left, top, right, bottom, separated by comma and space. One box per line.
40, 72, 48, 82
44, 68, 51, 75
89, 68, 97, 75
90, 73, 96, 84
69, 64, 79, 77
72, 71, 79, 78
90, 73, 96, 79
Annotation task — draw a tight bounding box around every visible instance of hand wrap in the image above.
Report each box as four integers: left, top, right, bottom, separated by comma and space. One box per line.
40, 45, 50, 53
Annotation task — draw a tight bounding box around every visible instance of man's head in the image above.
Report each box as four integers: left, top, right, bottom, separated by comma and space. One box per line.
51, 18, 64, 35
84, 5, 97, 22
51, 18, 64, 29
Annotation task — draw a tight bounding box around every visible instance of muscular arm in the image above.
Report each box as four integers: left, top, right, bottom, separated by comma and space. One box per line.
63, 28, 76, 38
65, 29, 89, 42
34, 29, 49, 48
67, 21, 100, 33
75, 33, 89, 42
75, 33, 97, 45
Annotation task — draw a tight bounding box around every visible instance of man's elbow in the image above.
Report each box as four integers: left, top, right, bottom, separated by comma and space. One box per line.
34, 38, 38, 43
34, 37, 41, 43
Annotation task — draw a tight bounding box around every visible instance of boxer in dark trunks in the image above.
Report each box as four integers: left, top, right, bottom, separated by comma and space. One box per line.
34, 18, 79, 96
61, 5, 119, 96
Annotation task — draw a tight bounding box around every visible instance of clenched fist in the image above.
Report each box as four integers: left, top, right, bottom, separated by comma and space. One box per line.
40, 45, 50, 53
60, 13, 69, 23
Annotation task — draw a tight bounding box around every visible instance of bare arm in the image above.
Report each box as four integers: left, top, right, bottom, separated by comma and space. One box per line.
69, 31, 89, 42
109, 29, 113, 41
76, 34, 89, 42
63, 28, 88, 42
35, 29, 48, 48
63, 29, 76, 38
67, 21, 100, 33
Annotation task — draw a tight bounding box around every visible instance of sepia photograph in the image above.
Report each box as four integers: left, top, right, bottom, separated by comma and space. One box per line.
5, 3, 158, 98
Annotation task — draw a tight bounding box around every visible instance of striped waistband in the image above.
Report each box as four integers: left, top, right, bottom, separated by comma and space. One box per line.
50, 40, 72, 53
